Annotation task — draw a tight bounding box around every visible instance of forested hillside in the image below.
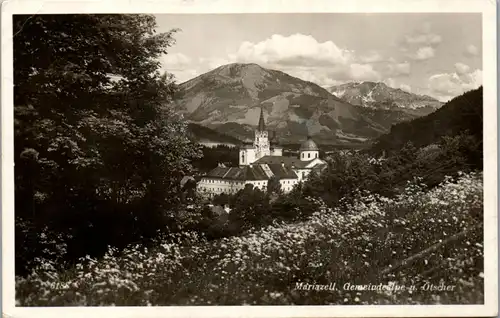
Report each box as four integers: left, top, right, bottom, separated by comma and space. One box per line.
372, 87, 482, 155
187, 123, 242, 145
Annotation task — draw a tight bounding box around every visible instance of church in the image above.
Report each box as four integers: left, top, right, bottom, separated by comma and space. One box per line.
197, 108, 327, 197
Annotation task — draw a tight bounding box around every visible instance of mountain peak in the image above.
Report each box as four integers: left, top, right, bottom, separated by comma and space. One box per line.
209, 63, 268, 81
176, 62, 334, 121
217, 62, 262, 68
328, 81, 443, 113
214, 62, 263, 72
174, 64, 439, 145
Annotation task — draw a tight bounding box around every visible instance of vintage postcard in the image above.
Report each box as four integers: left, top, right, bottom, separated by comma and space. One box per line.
1, 0, 497, 317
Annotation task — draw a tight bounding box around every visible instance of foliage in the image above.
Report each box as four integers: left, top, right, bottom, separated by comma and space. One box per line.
228, 186, 272, 232
297, 128, 482, 210
267, 176, 282, 196
191, 145, 239, 173
16, 173, 483, 305
14, 14, 202, 275
300, 151, 381, 207
371, 86, 483, 156
186, 123, 242, 145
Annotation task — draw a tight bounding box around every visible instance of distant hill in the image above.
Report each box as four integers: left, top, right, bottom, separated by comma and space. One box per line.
186, 123, 242, 147
371, 86, 483, 154
173, 63, 425, 145
328, 81, 443, 116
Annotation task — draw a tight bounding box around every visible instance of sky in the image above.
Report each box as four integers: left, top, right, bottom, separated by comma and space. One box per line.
154, 13, 482, 102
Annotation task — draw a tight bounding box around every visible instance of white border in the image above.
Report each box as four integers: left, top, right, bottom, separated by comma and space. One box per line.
1, 0, 497, 317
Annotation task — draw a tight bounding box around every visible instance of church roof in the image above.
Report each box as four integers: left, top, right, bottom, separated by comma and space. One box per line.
257, 107, 266, 131
253, 156, 314, 169
204, 163, 298, 181
300, 136, 319, 151
267, 163, 298, 179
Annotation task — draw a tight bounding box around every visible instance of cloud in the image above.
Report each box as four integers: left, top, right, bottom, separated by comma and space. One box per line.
454, 62, 470, 75
348, 63, 381, 81
381, 78, 411, 92
382, 77, 396, 87
225, 33, 381, 86
386, 61, 411, 76
464, 44, 479, 57
428, 68, 482, 101
159, 34, 427, 88
358, 51, 385, 63
410, 46, 435, 61
284, 69, 343, 88
279, 63, 380, 88
232, 33, 353, 67
160, 53, 200, 83
399, 84, 411, 92
404, 33, 442, 46
161, 53, 192, 69
401, 22, 442, 47
199, 57, 234, 70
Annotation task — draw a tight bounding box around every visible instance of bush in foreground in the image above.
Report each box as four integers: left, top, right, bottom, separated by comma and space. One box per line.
16, 172, 483, 306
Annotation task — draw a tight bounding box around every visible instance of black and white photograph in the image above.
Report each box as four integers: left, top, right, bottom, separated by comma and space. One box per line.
2, 0, 497, 317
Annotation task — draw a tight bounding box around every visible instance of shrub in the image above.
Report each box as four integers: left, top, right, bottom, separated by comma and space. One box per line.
16, 172, 483, 306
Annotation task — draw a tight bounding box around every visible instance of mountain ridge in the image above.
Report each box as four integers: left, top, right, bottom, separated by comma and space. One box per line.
173, 63, 436, 145
328, 81, 443, 116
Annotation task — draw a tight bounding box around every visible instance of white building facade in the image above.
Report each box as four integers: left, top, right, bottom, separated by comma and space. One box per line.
198, 107, 326, 197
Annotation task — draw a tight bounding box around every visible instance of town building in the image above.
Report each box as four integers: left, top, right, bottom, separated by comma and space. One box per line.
197, 107, 327, 197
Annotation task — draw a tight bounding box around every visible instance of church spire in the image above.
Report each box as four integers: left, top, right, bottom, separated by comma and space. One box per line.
258, 107, 266, 131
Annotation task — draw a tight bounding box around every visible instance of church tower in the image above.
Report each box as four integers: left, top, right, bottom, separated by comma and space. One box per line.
254, 107, 270, 160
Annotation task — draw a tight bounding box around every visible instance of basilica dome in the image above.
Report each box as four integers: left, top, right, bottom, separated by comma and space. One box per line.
299, 136, 319, 151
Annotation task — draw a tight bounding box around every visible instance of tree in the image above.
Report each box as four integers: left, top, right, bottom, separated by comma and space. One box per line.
229, 185, 271, 231
13, 14, 202, 272
267, 175, 282, 196
213, 193, 230, 206
300, 151, 380, 208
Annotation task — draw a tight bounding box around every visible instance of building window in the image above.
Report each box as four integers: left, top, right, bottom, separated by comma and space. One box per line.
308, 153, 311, 159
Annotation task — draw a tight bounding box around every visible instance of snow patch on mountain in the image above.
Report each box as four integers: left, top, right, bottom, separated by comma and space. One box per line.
362, 89, 376, 104
332, 89, 346, 98
327, 81, 443, 112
